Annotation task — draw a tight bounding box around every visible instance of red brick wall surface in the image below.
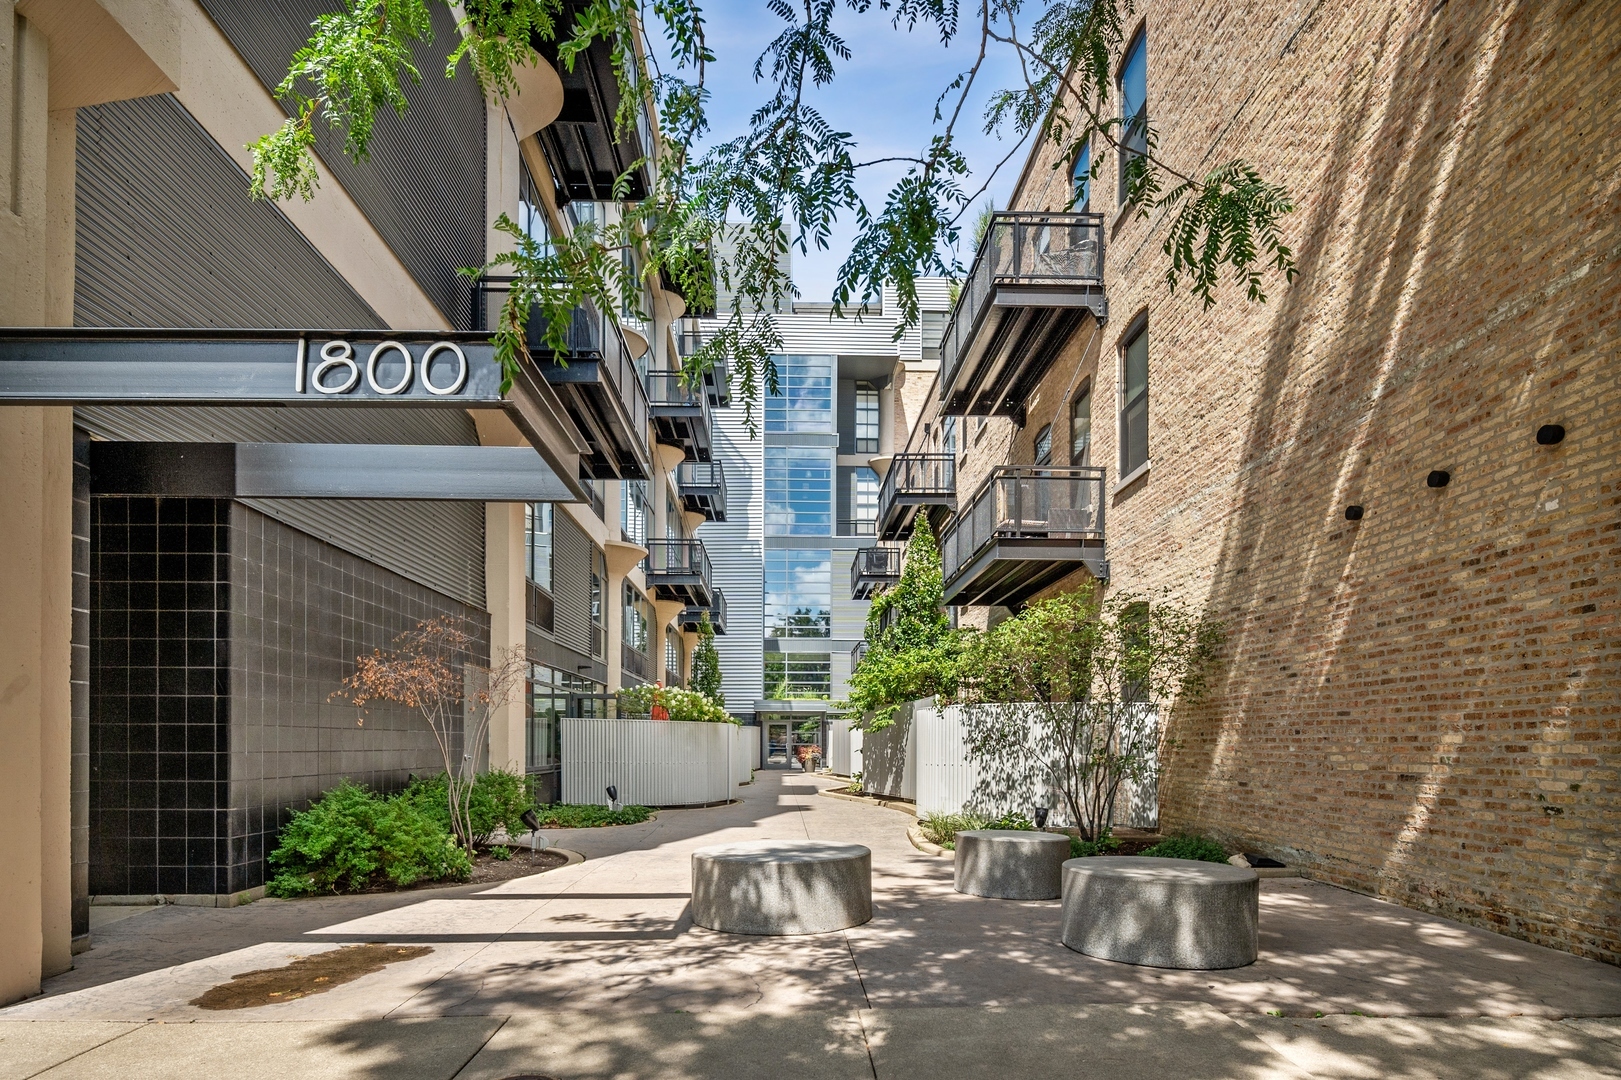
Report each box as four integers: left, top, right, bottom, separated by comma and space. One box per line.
955, 0, 1619, 960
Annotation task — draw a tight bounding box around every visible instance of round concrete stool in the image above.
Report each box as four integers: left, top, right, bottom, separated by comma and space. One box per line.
691, 841, 872, 935
1061, 856, 1259, 969
954, 830, 1071, 900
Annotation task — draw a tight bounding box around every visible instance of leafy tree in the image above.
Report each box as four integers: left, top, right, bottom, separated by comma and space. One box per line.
250, 0, 1295, 421
691, 611, 724, 707
956, 581, 1221, 840
843, 517, 967, 729
616, 682, 736, 723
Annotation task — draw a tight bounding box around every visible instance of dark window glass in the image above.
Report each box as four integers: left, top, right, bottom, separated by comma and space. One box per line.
1034, 424, 1053, 466
665, 629, 681, 685
622, 480, 649, 545
941, 415, 957, 458
854, 383, 880, 453
1119, 31, 1147, 205
1121, 324, 1149, 475
622, 582, 651, 653
764, 653, 832, 700
525, 503, 553, 590
1072, 140, 1092, 212
590, 547, 606, 657
765, 549, 832, 637
1071, 381, 1092, 465
765, 446, 833, 535
765, 354, 835, 433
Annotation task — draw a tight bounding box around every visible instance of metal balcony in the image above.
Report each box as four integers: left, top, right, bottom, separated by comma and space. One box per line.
851, 640, 869, 668
938, 212, 1107, 417
676, 460, 727, 521
877, 453, 956, 541
940, 466, 1108, 607
533, 7, 650, 203
643, 539, 713, 606
679, 588, 727, 635
476, 281, 651, 481
851, 545, 902, 600
647, 371, 712, 462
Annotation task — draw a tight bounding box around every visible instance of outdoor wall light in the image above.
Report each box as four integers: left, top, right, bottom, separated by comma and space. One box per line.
1345, 505, 1364, 521
1033, 807, 1050, 829
605, 785, 619, 802
1536, 424, 1566, 446
1427, 470, 1451, 488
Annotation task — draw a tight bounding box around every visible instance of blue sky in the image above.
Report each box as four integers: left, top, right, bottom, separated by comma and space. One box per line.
655, 0, 1029, 301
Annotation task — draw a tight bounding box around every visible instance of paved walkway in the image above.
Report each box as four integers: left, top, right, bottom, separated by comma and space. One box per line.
2, 771, 1619, 1078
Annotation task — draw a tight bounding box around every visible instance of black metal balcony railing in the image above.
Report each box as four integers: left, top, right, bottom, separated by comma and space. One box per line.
621, 645, 651, 681
851, 640, 869, 668
679, 588, 727, 635
850, 545, 903, 600
837, 518, 877, 537
877, 453, 957, 541
677, 460, 727, 521
476, 279, 652, 480
940, 466, 1107, 607
647, 370, 713, 462
643, 539, 714, 606
938, 212, 1107, 417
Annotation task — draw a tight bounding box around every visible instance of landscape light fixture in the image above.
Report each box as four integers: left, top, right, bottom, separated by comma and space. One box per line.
521, 808, 542, 851
1427, 470, 1451, 488
1536, 424, 1566, 446
1345, 505, 1364, 521
1033, 806, 1050, 829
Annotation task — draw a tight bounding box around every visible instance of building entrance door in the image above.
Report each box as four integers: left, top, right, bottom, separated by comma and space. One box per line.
765, 722, 792, 767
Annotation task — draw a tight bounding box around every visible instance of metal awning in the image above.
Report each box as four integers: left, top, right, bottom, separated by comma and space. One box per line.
0, 328, 589, 501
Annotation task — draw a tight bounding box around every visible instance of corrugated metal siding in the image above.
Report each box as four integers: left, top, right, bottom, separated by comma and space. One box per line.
198, 0, 485, 329
74, 406, 485, 608
696, 396, 765, 707
74, 94, 381, 329
561, 717, 740, 807
551, 510, 593, 656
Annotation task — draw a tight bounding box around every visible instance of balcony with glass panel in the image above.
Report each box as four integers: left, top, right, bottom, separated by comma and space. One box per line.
877, 453, 957, 541
679, 588, 726, 635
850, 545, 902, 600
475, 280, 651, 481
938, 212, 1107, 418
643, 538, 713, 606
850, 640, 869, 669
676, 460, 727, 522
647, 370, 713, 462
940, 466, 1108, 607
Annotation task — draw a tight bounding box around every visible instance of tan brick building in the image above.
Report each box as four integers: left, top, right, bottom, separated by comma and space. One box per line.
895, 0, 1619, 962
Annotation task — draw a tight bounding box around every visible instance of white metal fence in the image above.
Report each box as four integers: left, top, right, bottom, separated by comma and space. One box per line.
859, 698, 1160, 830
561, 718, 754, 807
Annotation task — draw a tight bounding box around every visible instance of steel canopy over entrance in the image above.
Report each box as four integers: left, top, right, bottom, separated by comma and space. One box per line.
0, 328, 591, 502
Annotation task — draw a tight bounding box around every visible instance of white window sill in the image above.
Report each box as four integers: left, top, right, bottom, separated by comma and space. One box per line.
1115, 459, 1151, 493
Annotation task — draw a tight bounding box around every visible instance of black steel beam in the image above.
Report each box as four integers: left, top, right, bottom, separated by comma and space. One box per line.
0, 328, 590, 501
89, 442, 576, 501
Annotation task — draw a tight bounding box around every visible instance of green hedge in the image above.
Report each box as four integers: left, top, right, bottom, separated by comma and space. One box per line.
529, 804, 653, 828
1139, 835, 1229, 863
267, 781, 471, 897
401, 769, 533, 847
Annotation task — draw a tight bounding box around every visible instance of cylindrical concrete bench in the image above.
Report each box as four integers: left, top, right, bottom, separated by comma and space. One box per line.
1061, 856, 1259, 969
954, 830, 1071, 900
691, 841, 872, 935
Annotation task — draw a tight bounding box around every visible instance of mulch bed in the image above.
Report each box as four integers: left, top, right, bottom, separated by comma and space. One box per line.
467, 845, 569, 884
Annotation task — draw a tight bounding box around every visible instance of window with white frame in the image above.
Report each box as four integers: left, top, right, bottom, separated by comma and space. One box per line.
524, 503, 552, 590
854, 383, 880, 453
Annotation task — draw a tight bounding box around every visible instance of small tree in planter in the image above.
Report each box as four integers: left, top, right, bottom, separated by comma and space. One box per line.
691, 612, 724, 707
956, 582, 1221, 841
333, 617, 528, 855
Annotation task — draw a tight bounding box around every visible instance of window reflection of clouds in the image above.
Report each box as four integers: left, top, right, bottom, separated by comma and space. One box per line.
765, 446, 833, 535
765, 355, 835, 434
765, 549, 831, 637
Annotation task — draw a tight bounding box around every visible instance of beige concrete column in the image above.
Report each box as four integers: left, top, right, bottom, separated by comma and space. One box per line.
484, 502, 528, 774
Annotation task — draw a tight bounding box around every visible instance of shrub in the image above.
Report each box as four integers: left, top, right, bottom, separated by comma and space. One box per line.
489, 845, 513, 861
918, 809, 1038, 849
1139, 835, 1229, 863
402, 769, 534, 847
616, 684, 734, 723
529, 804, 654, 828
267, 781, 471, 897
1070, 831, 1122, 859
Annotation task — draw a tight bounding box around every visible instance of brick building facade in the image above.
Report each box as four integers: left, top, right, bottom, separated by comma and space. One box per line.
909, 0, 1619, 961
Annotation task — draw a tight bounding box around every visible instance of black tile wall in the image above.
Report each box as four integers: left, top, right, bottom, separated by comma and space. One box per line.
71, 431, 91, 939
90, 497, 488, 897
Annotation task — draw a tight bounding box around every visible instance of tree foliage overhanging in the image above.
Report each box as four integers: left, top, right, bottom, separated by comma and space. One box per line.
250, 0, 1295, 424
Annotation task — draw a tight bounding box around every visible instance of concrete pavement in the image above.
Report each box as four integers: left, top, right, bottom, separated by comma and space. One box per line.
3, 770, 1618, 1078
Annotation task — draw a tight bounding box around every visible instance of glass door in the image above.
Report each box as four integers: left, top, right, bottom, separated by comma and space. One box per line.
765, 723, 791, 767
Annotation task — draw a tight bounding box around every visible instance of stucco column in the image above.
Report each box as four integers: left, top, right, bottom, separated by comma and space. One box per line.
484, 502, 528, 774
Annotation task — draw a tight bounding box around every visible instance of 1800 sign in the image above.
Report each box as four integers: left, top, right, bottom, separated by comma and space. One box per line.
294, 338, 470, 397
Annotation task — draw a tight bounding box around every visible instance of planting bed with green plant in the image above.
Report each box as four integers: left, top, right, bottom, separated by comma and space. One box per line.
1139, 835, 1230, 863
528, 804, 655, 829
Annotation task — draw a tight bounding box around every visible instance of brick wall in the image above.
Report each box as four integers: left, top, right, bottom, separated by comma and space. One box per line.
944, 0, 1619, 960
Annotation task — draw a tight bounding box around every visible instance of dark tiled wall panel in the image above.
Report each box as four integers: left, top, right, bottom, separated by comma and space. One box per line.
227, 505, 488, 891
71, 433, 91, 936
90, 498, 488, 897
89, 497, 230, 897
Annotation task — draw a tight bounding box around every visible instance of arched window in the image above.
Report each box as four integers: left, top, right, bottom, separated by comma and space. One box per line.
1119, 29, 1148, 205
